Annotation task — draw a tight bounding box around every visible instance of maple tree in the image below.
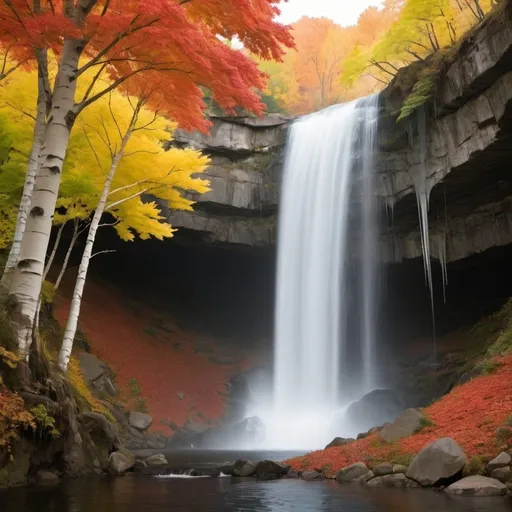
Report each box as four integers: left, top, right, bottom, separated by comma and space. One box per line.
0, 0, 293, 358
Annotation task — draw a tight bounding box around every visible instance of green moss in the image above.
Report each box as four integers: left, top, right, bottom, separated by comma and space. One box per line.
415, 415, 436, 432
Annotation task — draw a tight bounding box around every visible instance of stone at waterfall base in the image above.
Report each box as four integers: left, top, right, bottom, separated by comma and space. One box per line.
233, 459, 258, 477
487, 452, 511, 472
406, 438, 466, 486
255, 460, 289, 480
379, 409, 425, 443
445, 476, 507, 496
145, 454, 168, 467
336, 462, 369, 483
301, 470, 322, 481
107, 448, 136, 476
366, 473, 419, 488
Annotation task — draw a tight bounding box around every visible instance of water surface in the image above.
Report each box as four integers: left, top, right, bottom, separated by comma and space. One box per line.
3, 475, 511, 512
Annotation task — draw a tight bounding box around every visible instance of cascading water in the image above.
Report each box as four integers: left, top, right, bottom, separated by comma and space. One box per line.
254, 96, 380, 449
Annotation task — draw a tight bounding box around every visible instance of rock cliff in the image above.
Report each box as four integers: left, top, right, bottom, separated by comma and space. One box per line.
166, 4, 512, 265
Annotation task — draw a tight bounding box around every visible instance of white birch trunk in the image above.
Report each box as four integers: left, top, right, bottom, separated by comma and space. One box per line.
8, 39, 84, 359
42, 223, 65, 281
58, 130, 133, 371
54, 221, 80, 291
0, 78, 47, 291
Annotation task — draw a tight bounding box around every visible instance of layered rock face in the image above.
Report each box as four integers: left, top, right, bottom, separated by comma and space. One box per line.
163, 115, 288, 246
166, 4, 512, 264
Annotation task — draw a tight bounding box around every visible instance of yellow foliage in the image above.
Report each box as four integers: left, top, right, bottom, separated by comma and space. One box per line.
0, 346, 19, 369
67, 357, 114, 423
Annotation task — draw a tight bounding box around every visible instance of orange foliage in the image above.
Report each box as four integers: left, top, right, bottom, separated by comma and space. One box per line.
0, 1, 294, 132
260, 4, 398, 114
0, 389, 35, 449
287, 355, 512, 472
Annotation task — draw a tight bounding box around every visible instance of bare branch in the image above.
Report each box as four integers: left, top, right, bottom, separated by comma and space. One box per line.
91, 249, 116, 258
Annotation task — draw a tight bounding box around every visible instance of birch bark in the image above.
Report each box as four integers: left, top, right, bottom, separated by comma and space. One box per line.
8, 39, 84, 358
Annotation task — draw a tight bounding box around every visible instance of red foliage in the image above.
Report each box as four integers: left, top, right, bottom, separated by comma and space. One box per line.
55, 279, 249, 435
287, 355, 512, 472
0, 1, 294, 131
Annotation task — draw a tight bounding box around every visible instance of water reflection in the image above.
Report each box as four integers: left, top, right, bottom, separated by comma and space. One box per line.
1, 476, 510, 512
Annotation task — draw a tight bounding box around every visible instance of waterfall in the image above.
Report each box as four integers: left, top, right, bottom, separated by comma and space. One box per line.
267, 95, 380, 449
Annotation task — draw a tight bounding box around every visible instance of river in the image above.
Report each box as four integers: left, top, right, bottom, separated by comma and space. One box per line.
1, 451, 510, 512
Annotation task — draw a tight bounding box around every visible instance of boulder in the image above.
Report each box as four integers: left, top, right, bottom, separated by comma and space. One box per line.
78, 352, 117, 396
129, 412, 153, 431
380, 409, 426, 443
233, 459, 258, 477
393, 464, 408, 474
491, 466, 511, 483
358, 471, 375, 484
445, 476, 507, 497
366, 473, 418, 488
35, 469, 60, 485
107, 448, 136, 476
487, 452, 511, 472
345, 390, 405, 434
220, 464, 235, 476
286, 470, 299, 479
145, 454, 168, 467
255, 460, 288, 480
336, 462, 369, 483
133, 460, 147, 472
373, 463, 394, 476
301, 470, 322, 481
325, 437, 355, 449
406, 438, 466, 486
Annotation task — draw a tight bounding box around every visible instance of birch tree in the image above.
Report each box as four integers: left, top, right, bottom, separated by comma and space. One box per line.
57, 89, 210, 370
0, 0, 293, 358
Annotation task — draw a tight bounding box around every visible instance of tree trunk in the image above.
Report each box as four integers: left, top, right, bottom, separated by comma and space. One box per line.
42, 223, 65, 281
59, 128, 133, 371
8, 39, 83, 359
54, 221, 80, 291
0, 74, 47, 292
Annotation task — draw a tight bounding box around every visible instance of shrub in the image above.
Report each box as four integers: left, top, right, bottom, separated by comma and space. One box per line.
128, 377, 141, 397
0, 389, 35, 450
29, 404, 60, 439
397, 72, 436, 122
415, 415, 436, 432
463, 456, 486, 477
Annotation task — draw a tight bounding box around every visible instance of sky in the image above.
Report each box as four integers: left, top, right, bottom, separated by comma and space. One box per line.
277, 0, 383, 27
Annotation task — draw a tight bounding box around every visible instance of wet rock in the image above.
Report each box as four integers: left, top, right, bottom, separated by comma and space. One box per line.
145, 454, 168, 467
325, 437, 355, 449
219, 464, 235, 476
336, 462, 369, 483
35, 469, 60, 485
301, 470, 322, 481
491, 466, 511, 483
367, 473, 418, 488
133, 460, 147, 472
255, 460, 288, 480
108, 448, 136, 476
233, 459, 258, 477
487, 452, 511, 472
358, 471, 375, 484
373, 463, 394, 476
129, 412, 153, 432
345, 390, 405, 434
286, 470, 299, 479
380, 409, 425, 443
406, 438, 466, 486
445, 476, 507, 496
